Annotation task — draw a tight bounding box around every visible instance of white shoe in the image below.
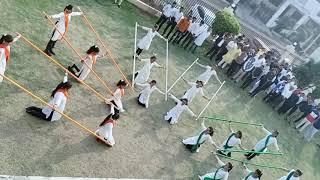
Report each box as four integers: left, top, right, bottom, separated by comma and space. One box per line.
196, 148, 200, 153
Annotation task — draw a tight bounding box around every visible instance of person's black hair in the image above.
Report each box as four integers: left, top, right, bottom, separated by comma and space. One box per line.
273, 130, 279, 137
51, 81, 72, 97
180, 98, 188, 105
255, 169, 263, 178
64, 4, 73, 11
150, 80, 157, 84
237, 130, 242, 138
296, 169, 303, 176
196, 80, 204, 86
172, 1, 177, 4
200, 20, 205, 24
153, 24, 159, 29
150, 55, 157, 60
0, 34, 13, 44
99, 113, 119, 126
226, 162, 233, 172
86, 45, 100, 54
208, 127, 214, 136
116, 80, 127, 87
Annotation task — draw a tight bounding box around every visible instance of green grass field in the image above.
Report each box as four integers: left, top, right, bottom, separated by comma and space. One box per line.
0, 0, 319, 179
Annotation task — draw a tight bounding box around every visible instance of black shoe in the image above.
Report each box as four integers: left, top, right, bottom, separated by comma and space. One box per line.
117, 4, 121, 8
49, 49, 56, 56
44, 49, 52, 56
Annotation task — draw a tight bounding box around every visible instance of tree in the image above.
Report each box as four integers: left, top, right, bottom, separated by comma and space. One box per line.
212, 10, 241, 35
293, 60, 320, 93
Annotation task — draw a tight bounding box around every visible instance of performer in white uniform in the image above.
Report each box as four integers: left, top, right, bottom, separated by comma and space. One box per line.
278, 169, 303, 180
199, 154, 233, 180
164, 94, 196, 124
0, 34, 20, 83
96, 113, 120, 146
245, 126, 280, 160
134, 55, 164, 85
181, 78, 209, 103
107, 80, 127, 115
136, 80, 165, 108
67, 45, 106, 81
182, 120, 217, 153
217, 123, 244, 157
195, 62, 221, 84
26, 73, 71, 121
135, 25, 165, 56
242, 163, 263, 180
44, 4, 83, 56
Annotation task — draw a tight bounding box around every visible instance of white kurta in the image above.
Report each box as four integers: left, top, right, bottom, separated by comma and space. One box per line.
220, 133, 241, 149
137, 83, 164, 108
200, 166, 229, 180
165, 95, 195, 124
41, 75, 68, 121
108, 88, 124, 114
253, 128, 279, 152
77, 54, 102, 81
137, 27, 161, 50
278, 170, 299, 180
0, 48, 8, 83
194, 31, 211, 46
183, 122, 214, 145
196, 64, 219, 84
135, 59, 161, 84
50, 12, 82, 41
97, 122, 115, 146
243, 169, 259, 180
182, 82, 204, 102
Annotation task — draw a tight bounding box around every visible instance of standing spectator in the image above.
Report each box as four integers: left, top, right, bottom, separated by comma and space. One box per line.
215, 36, 236, 63
278, 90, 302, 114
162, 7, 184, 38
188, 28, 211, 54
241, 66, 263, 90
287, 96, 314, 124
226, 46, 249, 78
170, 15, 191, 44
217, 41, 240, 69
155, 1, 177, 30
295, 106, 319, 132
205, 33, 226, 58
176, 16, 197, 45
183, 20, 207, 49
304, 118, 320, 142
249, 69, 277, 97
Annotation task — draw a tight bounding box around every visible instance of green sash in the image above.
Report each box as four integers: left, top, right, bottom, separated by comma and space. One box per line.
191, 130, 206, 153
259, 134, 273, 152
286, 171, 295, 180
204, 166, 224, 180
223, 133, 235, 149
244, 172, 254, 180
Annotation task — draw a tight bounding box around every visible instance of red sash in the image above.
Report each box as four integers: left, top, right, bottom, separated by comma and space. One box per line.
0, 44, 10, 62
62, 13, 69, 38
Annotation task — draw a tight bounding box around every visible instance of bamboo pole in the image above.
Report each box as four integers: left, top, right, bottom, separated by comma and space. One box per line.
165, 39, 169, 101
167, 58, 199, 93
202, 116, 263, 127
132, 22, 138, 88
0, 73, 110, 144
43, 12, 113, 95
216, 154, 285, 170
77, 6, 133, 92
19, 34, 110, 103
217, 148, 283, 156
195, 81, 225, 121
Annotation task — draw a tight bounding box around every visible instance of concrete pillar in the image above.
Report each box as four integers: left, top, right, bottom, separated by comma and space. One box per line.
293, 15, 309, 30
266, 0, 291, 27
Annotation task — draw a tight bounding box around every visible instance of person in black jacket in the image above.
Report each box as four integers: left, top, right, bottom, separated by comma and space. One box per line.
249, 69, 277, 97
277, 91, 302, 114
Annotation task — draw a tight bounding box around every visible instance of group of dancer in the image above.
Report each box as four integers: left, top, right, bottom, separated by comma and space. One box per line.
0, 2, 305, 179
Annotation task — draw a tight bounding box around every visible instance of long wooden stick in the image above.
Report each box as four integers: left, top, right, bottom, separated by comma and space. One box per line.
202, 116, 263, 127
165, 39, 169, 101
167, 58, 199, 93
132, 22, 138, 88
217, 148, 283, 156
19, 34, 110, 103
0, 73, 109, 144
77, 6, 133, 92
195, 81, 225, 121
217, 154, 285, 170
43, 12, 113, 95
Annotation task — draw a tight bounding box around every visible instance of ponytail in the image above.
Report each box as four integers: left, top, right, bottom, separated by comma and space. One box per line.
86, 45, 100, 54
51, 82, 72, 97
0, 34, 13, 44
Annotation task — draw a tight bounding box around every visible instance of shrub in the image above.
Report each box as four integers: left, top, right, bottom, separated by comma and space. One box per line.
212, 10, 241, 35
